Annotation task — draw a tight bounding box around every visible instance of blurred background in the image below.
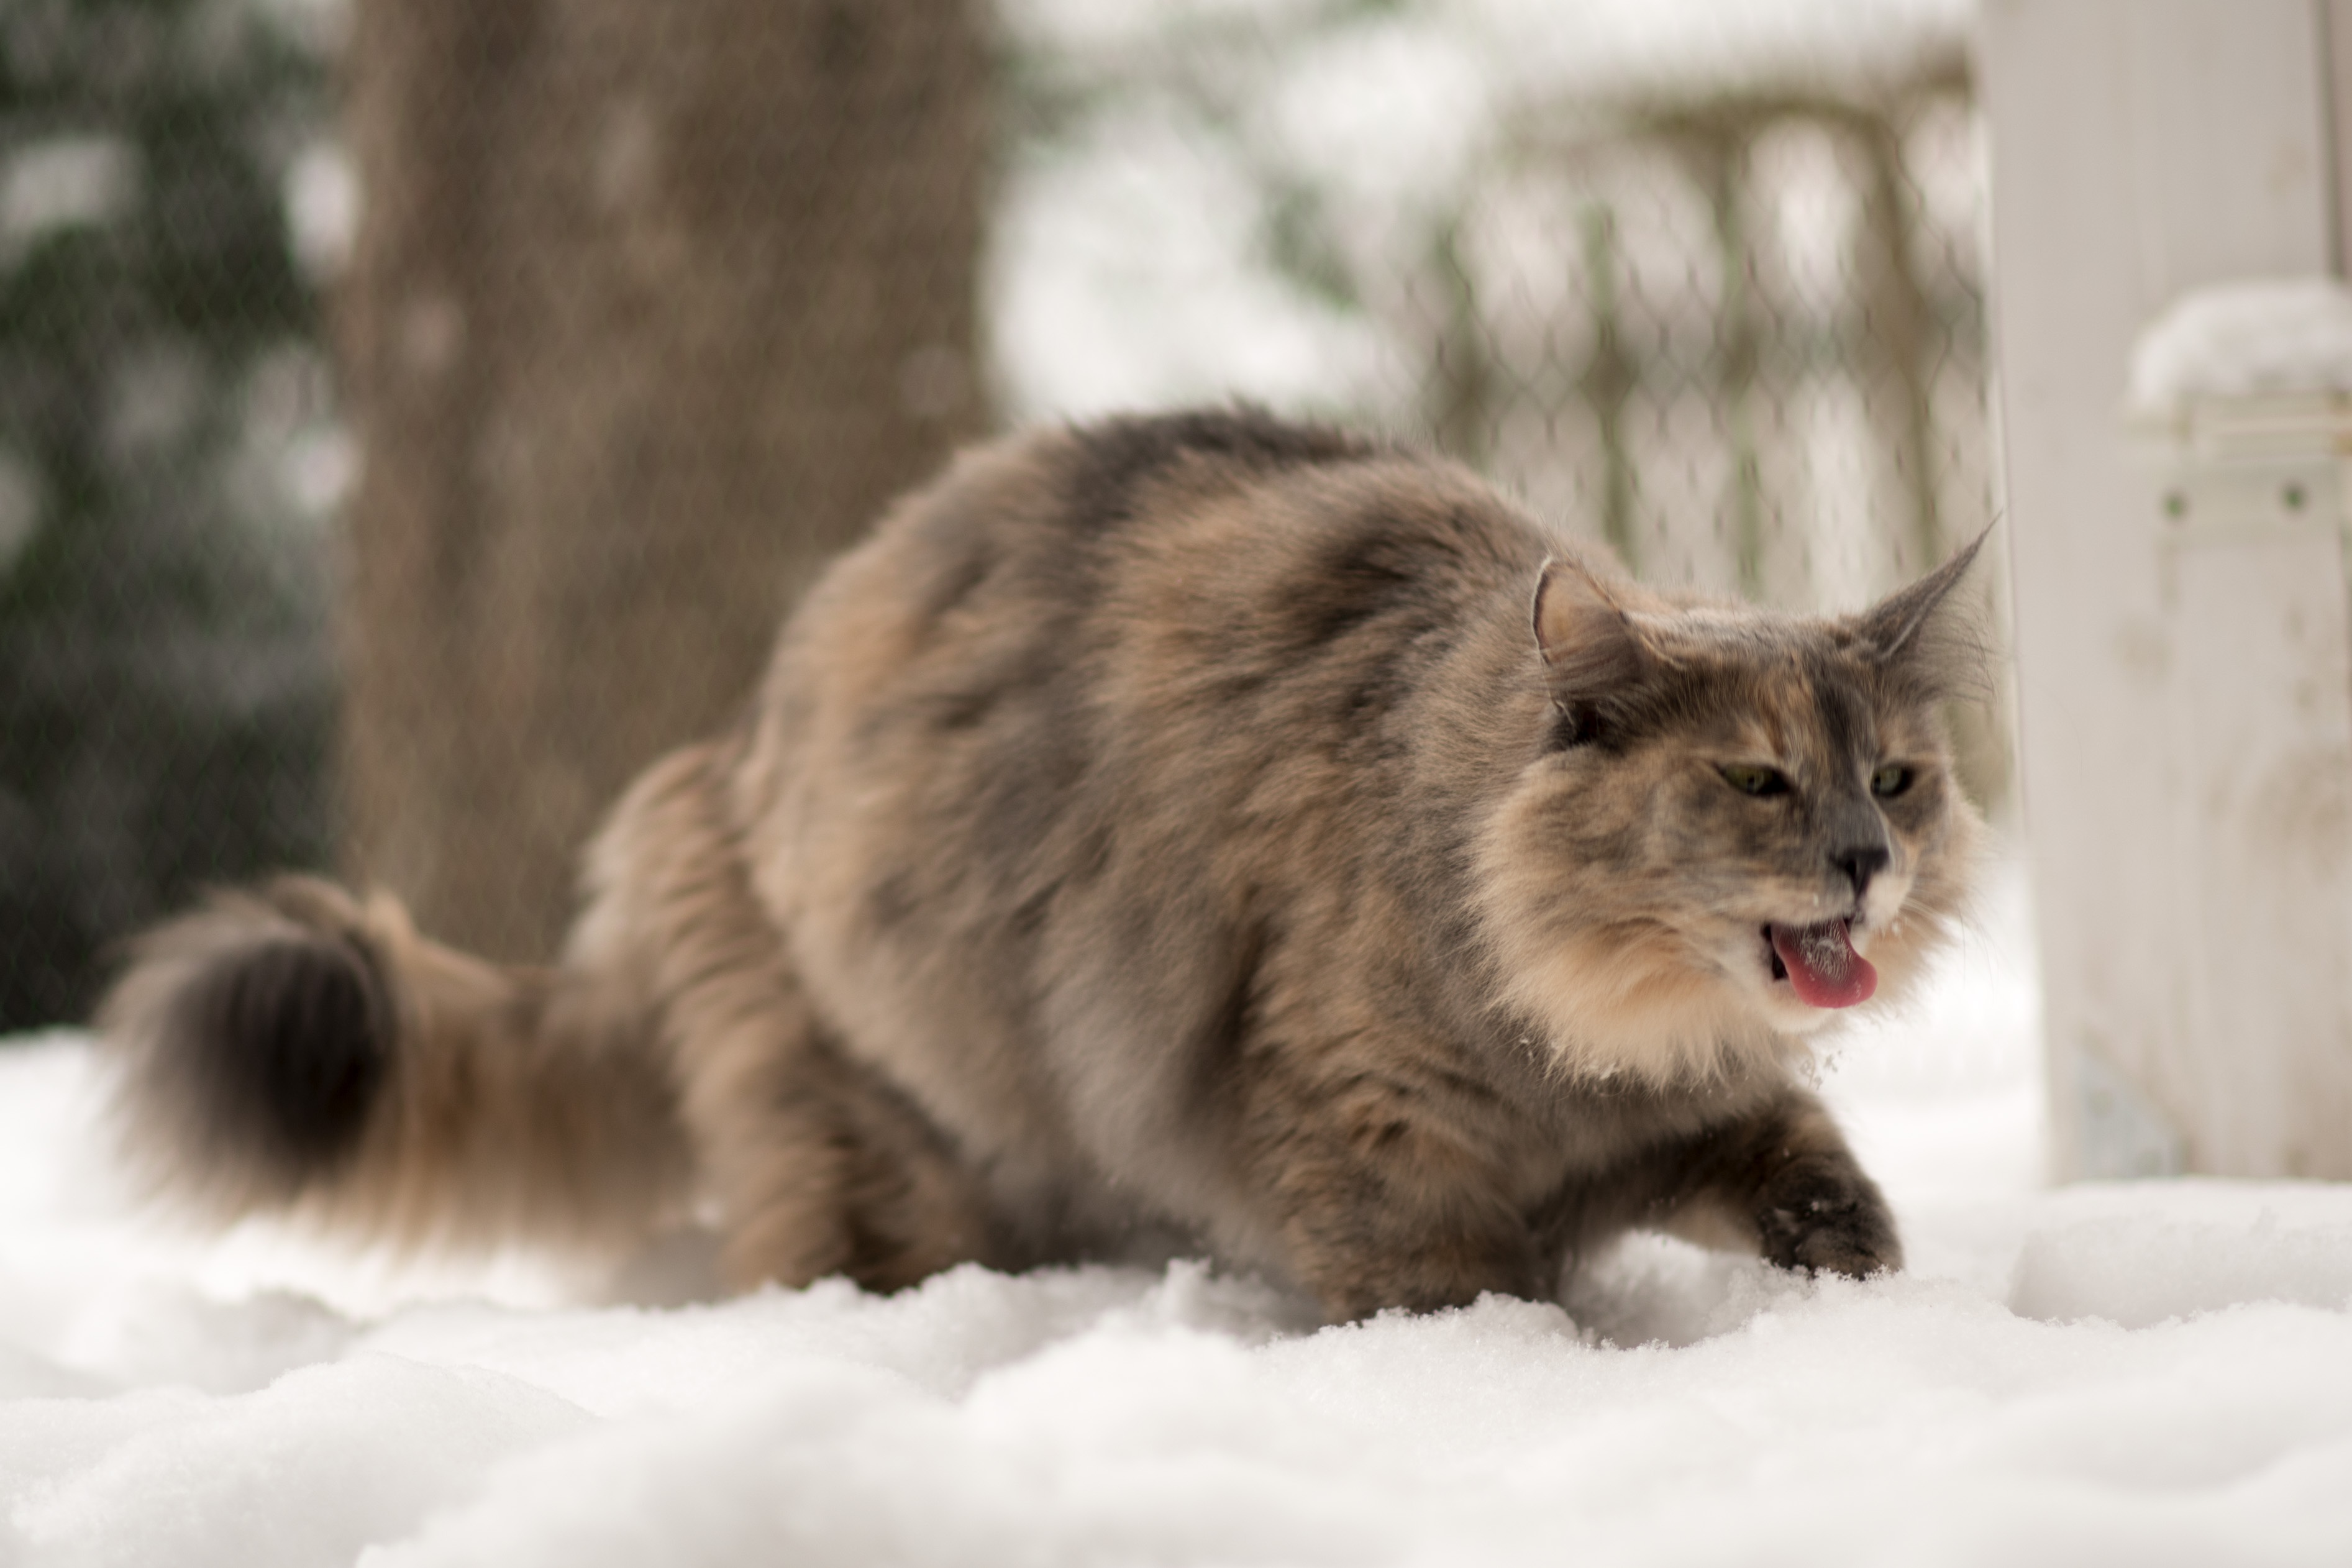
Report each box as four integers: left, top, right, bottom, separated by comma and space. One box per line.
0, 0, 2003, 1033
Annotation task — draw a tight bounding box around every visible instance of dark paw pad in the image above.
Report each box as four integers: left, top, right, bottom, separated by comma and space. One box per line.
1756, 1164, 1903, 1278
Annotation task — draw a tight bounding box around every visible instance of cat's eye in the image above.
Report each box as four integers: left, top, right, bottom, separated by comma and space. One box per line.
1719, 763, 1790, 798
1871, 763, 1914, 798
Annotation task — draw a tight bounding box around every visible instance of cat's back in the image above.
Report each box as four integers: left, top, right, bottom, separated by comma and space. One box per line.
752, 408, 1549, 805
761, 412, 1562, 932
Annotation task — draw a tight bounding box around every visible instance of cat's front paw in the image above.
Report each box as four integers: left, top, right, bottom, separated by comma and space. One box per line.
1755, 1160, 1903, 1278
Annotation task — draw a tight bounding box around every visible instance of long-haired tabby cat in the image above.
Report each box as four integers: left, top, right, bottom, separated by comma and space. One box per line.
102, 409, 1985, 1323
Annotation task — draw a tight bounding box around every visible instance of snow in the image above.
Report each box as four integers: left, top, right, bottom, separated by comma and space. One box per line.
2127, 278, 2352, 416
7, 857, 2352, 1564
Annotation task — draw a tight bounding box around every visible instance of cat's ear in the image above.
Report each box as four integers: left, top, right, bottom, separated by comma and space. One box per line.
1531, 556, 1656, 742
1851, 524, 1992, 698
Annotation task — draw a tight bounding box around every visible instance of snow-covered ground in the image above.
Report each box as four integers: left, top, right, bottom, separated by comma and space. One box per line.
6, 857, 2352, 1566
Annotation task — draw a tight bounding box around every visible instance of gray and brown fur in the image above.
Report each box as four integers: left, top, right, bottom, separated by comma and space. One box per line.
101, 409, 1986, 1322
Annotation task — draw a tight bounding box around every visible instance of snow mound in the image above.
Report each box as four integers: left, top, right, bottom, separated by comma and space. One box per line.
2128, 277, 2352, 416
2012, 1185, 2352, 1329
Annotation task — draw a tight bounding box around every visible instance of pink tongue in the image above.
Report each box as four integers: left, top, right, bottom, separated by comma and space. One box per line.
1771, 920, 1878, 1008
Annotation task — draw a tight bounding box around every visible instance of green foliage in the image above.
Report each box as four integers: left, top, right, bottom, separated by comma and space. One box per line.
0, 0, 336, 1030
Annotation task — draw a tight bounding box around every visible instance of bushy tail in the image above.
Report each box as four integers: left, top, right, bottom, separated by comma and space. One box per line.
98, 873, 695, 1255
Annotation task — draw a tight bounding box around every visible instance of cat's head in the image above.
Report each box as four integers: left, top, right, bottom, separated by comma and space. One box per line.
1473, 534, 1990, 1085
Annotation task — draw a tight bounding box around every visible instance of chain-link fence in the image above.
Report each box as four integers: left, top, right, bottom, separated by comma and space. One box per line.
0, 0, 2005, 1033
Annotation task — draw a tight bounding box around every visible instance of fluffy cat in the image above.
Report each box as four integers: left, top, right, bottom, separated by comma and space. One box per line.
101, 409, 1985, 1323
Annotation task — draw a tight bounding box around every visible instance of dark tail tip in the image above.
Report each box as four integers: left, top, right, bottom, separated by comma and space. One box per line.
103, 882, 397, 1200
170, 930, 390, 1173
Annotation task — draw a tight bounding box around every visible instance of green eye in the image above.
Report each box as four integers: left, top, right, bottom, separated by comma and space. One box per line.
1720, 763, 1790, 798
1871, 763, 1914, 798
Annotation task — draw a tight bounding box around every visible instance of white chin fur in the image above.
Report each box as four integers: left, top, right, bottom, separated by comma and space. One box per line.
1752, 985, 1846, 1036
1713, 932, 1836, 1036
1857, 869, 1913, 934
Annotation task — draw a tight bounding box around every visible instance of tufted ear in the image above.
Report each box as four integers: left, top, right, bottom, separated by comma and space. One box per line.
1849, 525, 1994, 699
1531, 555, 1659, 744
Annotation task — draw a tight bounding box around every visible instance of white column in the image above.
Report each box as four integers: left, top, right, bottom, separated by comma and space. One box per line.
1980, 0, 2352, 1177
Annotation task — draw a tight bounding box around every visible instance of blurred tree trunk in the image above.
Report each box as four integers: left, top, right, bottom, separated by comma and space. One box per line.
337, 0, 988, 960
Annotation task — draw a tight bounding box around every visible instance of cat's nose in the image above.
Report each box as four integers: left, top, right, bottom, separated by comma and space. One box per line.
1833, 844, 1890, 900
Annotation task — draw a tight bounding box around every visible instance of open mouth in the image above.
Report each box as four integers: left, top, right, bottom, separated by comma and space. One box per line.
1761, 918, 1877, 1009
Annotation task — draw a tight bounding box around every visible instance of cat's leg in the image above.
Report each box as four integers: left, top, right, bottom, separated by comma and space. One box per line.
675, 988, 991, 1295
1631, 1085, 1902, 1277
1267, 1154, 1543, 1323
1233, 1054, 1544, 1321
583, 743, 990, 1295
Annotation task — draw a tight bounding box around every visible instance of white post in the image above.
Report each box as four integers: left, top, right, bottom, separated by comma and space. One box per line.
1981, 0, 2352, 1178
